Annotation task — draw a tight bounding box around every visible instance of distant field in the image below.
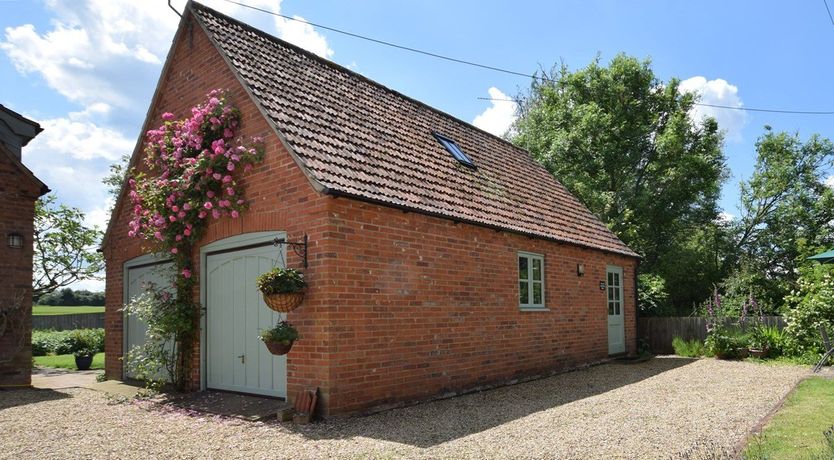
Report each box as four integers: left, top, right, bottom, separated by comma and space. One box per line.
32, 306, 105, 316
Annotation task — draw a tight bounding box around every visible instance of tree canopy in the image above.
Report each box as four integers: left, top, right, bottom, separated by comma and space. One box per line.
33, 194, 104, 298
512, 54, 728, 312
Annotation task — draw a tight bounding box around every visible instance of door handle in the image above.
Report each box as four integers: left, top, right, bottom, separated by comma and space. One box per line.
238, 355, 245, 364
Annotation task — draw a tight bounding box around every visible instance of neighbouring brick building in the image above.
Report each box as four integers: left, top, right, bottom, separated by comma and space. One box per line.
102, 2, 639, 417
0, 105, 48, 388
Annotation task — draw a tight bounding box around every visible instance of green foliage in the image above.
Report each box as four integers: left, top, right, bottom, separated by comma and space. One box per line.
256, 268, 306, 295
123, 287, 197, 389
749, 324, 785, 357
783, 264, 834, 357
637, 273, 672, 316
729, 129, 834, 310
258, 320, 299, 344
512, 54, 727, 313
33, 194, 104, 299
31, 328, 105, 356
671, 337, 705, 357
705, 327, 749, 359
36, 288, 105, 306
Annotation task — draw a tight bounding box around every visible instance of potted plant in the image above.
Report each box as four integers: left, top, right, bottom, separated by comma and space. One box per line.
748, 324, 783, 359
74, 348, 96, 370
259, 320, 300, 355
256, 267, 306, 312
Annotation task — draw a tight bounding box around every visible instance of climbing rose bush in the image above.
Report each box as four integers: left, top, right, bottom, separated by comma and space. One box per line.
126, 89, 264, 390
128, 89, 264, 273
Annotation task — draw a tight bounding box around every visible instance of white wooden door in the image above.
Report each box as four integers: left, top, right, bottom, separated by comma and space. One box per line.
206, 245, 286, 397
125, 261, 174, 380
607, 265, 625, 355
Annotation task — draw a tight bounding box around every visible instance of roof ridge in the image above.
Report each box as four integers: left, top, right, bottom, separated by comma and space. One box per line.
188, 1, 526, 153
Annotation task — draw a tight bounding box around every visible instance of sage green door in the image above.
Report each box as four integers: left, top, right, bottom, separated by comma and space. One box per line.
206, 245, 286, 397
607, 265, 625, 355
125, 260, 174, 380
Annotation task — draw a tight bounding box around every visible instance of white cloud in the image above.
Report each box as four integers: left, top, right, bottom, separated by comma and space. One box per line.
32, 105, 134, 161
1, 0, 334, 109
274, 15, 334, 58
472, 87, 518, 137
825, 175, 834, 189
679, 76, 747, 142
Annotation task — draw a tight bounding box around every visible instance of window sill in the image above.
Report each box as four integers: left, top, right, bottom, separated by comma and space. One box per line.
519, 306, 549, 312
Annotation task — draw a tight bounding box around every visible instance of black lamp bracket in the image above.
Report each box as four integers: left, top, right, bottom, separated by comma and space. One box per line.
272, 234, 308, 269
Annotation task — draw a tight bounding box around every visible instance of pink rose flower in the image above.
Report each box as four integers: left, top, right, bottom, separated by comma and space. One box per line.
162, 112, 175, 121
203, 202, 213, 209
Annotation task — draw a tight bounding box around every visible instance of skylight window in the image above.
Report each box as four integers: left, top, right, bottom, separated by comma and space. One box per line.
433, 132, 475, 168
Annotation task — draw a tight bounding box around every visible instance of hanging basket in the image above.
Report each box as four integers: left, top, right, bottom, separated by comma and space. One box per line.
262, 291, 305, 313
263, 339, 294, 355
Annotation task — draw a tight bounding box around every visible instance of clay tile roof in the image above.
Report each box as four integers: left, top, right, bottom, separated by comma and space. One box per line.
190, 2, 638, 258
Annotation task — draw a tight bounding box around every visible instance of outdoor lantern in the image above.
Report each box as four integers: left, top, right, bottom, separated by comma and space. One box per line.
577, 263, 585, 277
7, 233, 23, 249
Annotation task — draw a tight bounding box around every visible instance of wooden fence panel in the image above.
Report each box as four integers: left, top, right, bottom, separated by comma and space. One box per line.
638, 316, 785, 354
32, 313, 105, 331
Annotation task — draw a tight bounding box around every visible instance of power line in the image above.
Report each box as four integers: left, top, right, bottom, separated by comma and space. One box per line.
824, 0, 834, 25
477, 98, 834, 116
222, 0, 834, 117
218, 0, 540, 80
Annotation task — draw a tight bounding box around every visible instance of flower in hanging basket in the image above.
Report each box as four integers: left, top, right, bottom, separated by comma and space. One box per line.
259, 320, 300, 355
257, 267, 306, 312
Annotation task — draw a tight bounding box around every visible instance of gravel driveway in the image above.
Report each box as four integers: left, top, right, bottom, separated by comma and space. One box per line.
0, 357, 808, 459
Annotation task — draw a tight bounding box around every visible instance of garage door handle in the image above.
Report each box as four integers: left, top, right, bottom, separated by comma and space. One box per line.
238, 355, 245, 364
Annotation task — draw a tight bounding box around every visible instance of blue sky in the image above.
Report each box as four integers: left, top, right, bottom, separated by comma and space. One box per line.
3, 0, 834, 290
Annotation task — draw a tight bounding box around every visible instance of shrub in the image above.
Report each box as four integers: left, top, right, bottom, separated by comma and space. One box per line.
31, 329, 104, 356
256, 268, 306, 295
783, 265, 834, 356
705, 327, 749, 359
749, 324, 786, 357
672, 337, 705, 357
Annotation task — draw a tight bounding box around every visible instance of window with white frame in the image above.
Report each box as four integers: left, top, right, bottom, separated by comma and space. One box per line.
518, 252, 545, 309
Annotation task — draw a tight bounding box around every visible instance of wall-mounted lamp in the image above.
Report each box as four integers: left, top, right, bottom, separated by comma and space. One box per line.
7, 233, 23, 249
576, 263, 585, 277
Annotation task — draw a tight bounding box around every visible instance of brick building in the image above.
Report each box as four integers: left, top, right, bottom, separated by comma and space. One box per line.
0, 105, 48, 388
102, 2, 639, 417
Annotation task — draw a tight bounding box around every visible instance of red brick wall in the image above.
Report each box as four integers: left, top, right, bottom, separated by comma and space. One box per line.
0, 153, 41, 387
104, 14, 638, 417
321, 198, 637, 414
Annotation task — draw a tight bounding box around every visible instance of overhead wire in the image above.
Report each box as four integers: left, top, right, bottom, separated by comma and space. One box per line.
220, 0, 834, 116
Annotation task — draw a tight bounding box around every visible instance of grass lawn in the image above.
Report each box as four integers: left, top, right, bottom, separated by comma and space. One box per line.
33, 353, 105, 370
745, 377, 834, 459
32, 305, 105, 316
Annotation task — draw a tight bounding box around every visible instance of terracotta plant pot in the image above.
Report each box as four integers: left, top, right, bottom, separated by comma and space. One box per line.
262, 292, 304, 313
75, 355, 94, 370
263, 339, 294, 355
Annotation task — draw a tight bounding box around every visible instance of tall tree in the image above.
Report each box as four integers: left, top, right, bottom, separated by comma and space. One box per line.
728, 128, 834, 310
33, 194, 104, 298
512, 54, 728, 312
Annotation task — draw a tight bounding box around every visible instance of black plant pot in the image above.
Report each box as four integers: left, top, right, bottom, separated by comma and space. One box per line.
75, 355, 93, 370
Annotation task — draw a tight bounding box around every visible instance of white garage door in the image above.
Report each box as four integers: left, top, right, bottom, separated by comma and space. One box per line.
125, 260, 174, 380
206, 244, 287, 398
